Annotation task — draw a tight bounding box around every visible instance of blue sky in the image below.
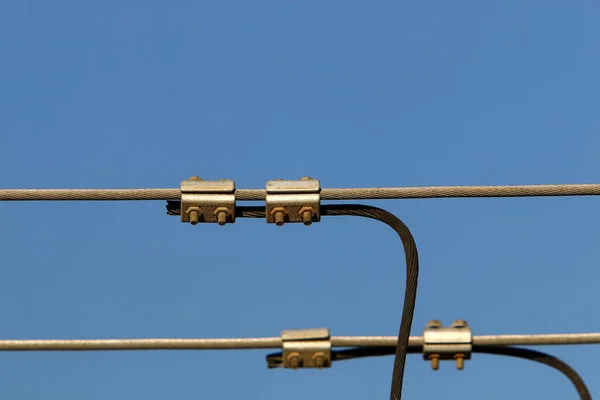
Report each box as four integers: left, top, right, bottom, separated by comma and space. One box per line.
1, 1, 599, 399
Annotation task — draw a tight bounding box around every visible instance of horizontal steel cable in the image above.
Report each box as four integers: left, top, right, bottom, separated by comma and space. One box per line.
3, 183, 600, 201
0, 332, 599, 351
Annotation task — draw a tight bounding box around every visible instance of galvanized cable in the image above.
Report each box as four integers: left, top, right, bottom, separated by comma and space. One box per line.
4, 183, 600, 201
0, 332, 599, 351
280, 346, 592, 400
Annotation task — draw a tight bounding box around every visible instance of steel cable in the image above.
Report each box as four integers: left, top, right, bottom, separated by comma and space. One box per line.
268, 345, 591, 399
231, 205, 418, 400
3, 183, 600, 201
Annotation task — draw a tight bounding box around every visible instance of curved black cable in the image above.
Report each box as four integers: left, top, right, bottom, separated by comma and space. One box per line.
320, 204, 419, 400
474, 346, 592, 400
166, 202, 419, 399
276, 345, 590, 399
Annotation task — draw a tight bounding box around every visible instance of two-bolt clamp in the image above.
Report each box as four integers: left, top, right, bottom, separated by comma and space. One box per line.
180, 176, 236, 225
281, 328, 332, 369
423, 319, 472, 371
266, 177, 321, 226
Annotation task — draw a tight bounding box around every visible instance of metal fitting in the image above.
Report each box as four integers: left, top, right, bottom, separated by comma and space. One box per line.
281, 328, 331, 369
265, 177, 321, 226
180, 177, 236, 225
423, 319, 472, 371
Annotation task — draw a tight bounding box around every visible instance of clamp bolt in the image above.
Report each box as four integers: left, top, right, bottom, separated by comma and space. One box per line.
287, 352, 302, 369
213, 207, 231, 226
270, 207, 287, 227
189, 210, 200, 225
454, 353, 465, 370
451, 320, 467, 328
299, 206, 317, 226
312, 352, 327, 369
429, 354, 440, 370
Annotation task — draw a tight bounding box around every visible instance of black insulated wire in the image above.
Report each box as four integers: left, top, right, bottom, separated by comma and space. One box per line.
294, 345, 591, 400
225, 204, 419, 400
474, 346, 592, 400
321, 205, 419, 400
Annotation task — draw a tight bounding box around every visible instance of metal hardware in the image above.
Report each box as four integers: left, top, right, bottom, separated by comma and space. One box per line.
423, 319, 472, 370
265, 177, 321, 226
281, 328, 331, 369
180, 177, 236, 225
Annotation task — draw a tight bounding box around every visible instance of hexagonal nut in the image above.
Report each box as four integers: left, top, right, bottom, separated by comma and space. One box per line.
213, 207, 232, 217
311, 352, 328, 368
286, 352, 302, 369
269, 206, 287, 217
298, 206, 317, 216
184, 206, 201, 215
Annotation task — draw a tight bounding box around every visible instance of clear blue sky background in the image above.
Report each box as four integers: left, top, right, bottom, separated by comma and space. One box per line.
1, 1, 599, 399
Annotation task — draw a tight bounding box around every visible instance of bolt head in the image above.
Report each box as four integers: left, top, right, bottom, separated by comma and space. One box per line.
287, 352, 302, 369
312, 352, 328, 368
300, 176, 314, 181
428, 355, 440, 371
188, 176, 202, 181
213, 207, 231, 216
269, 207, 287, 217
427, 320, 442, 328
451, 320, 468, 328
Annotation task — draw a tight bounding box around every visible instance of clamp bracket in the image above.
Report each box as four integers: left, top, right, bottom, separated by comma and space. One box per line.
180, 176, 236, 225
281, 328, 331, 369
265, 177, 321, 226
423, 320, 472, 370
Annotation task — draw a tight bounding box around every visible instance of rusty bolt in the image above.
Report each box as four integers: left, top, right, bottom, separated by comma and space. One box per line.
427, 320, 442, 329
188, 176, 202, 181
213, 207, 231, 226
454, 353, 465, 370
185, 207, 202, 225
312, 352, 327, 369
287, 352, 302, 369
189, 210, 199, 225
270, 207, 287, 226
451, 320, 468, 328
299, 206, 317, 226
300, 176, 314, 181
428, 354, 440, 370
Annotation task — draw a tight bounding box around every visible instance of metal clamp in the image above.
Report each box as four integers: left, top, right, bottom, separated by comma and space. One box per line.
180, 176, 236, 225
281, 328, 331, 369
265, 177, 321, 226
423, 320, 472, 370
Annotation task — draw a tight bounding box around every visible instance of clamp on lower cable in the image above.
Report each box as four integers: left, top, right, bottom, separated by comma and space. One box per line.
266, 328, 332, 369
423, 320, 472, 370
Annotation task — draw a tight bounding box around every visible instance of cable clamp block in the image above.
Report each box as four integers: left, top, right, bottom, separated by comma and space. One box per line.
281, 328, 331, 369
180, 176, 236, 225
423, 320, 472, 370
265, 177, 321, 226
